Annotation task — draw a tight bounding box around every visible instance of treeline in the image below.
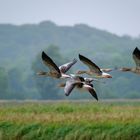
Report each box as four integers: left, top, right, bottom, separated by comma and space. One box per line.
0, 21, 140, 99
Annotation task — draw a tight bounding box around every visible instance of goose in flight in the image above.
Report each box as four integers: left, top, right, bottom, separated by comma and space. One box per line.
76, 54, 112, 78
59, 75, 98, 101
119, 47, 140, 74
37, 51, 77, 79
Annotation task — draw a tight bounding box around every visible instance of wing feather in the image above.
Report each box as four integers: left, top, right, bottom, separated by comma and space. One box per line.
133, 47, 140, 68
59, 59, 77, 73
64, 80, 76, 96
79, 54, 102, 74
42, 51, 61, 74
88, 87, 98, 101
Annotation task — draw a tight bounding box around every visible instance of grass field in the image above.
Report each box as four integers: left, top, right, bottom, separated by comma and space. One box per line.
0, 100, 140, 140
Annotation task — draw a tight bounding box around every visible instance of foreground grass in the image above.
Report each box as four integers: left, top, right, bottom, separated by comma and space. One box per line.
0, 100, 140, 139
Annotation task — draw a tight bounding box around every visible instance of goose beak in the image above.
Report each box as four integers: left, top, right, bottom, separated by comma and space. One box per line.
106, 75, 112, 78
58, 83, 66, 87
36, 71, 47, 75
102, 74, 112, 78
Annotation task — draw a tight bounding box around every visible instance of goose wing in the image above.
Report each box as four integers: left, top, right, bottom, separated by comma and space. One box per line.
133, 47, 140, 68
79, 54, 102, 74
59, 58, 77, 73
64, 79, 77, 96
70, 74, 85, 82
42, 51, 61, 74
88, 87, 98, 101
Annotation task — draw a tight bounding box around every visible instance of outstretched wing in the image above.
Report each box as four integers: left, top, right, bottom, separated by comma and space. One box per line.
133, 47, 140, 68
59, 58, 77, 73
64, 80, 76, 96
42, 51, 61, 74
88, 87, 98, 101
79, 54, 102, 74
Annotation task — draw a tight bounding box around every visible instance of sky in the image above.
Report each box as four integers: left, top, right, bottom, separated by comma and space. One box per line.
0, 0, 140, 37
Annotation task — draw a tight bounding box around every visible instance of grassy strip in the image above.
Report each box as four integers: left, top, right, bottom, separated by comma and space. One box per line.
0, 122, 140, 140
0, 101, 139, 139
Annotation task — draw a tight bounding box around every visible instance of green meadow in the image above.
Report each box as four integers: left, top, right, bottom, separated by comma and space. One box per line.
0, 100, 140, 140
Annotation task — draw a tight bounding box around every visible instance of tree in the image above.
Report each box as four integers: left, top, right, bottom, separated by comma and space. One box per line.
0, 67, 8, 99
7, 68, 26, 99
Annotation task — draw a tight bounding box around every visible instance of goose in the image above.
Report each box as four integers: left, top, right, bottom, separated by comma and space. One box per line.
76, 54, 112, 78
119, 47, 140, 74
37, 51, 77, 79
59, 75, 98, 101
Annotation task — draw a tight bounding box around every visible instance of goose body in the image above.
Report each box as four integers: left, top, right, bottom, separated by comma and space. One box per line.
37, 51, 77, 79
119, 47, 140, 75
76, 54, 112, 78
59, 75, 98, 101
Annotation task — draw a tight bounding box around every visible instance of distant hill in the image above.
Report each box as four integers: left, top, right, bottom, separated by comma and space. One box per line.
0, 21, 140, 99
0, 21, 140, 68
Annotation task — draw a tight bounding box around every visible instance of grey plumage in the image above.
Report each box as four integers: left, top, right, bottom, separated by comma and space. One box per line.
63, 75, 98, 101
37, 51, 77, 78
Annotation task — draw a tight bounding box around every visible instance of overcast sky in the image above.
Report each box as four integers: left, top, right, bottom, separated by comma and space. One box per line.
0, 0, 140, 37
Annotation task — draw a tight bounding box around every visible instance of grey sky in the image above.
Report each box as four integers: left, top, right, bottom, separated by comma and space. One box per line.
0, 0, 140, 37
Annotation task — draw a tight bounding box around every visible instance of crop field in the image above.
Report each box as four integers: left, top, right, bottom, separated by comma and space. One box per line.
0, 100, 140, 140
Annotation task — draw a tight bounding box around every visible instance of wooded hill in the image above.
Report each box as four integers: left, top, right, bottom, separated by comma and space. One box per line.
0, 21, 140, 99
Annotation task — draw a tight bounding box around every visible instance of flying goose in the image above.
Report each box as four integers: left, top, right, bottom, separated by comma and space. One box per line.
76, 54, 112, 78
119, 47, 140, 74
37, 51, 77, 79
59, 75, 98, 101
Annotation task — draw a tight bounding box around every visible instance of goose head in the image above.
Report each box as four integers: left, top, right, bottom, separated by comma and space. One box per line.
119, 67, 131, 72
102, 72, 112, 78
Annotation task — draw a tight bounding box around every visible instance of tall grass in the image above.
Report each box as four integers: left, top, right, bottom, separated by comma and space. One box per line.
0, 100, 140, 139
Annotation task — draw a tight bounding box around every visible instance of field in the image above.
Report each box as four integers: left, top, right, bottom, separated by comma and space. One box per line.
0, 100, 140, 140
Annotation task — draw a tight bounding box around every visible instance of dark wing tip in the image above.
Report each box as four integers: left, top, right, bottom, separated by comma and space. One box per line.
65, 93, 69, 96
41, 51, 61, 74
42, 51, 48, 60
42, 51, 46, 56
133, 47, 140, 55
92, 90, 98, 101
79, 54, 101, 72
79, 54, 84, 60
89, 88, 98, 101
79, 54, 89, 62
42, 51, 55, 63
94, 94, 98, 101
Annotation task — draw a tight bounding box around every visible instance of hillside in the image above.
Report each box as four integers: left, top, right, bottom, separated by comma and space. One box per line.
0, 21, 140, 99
